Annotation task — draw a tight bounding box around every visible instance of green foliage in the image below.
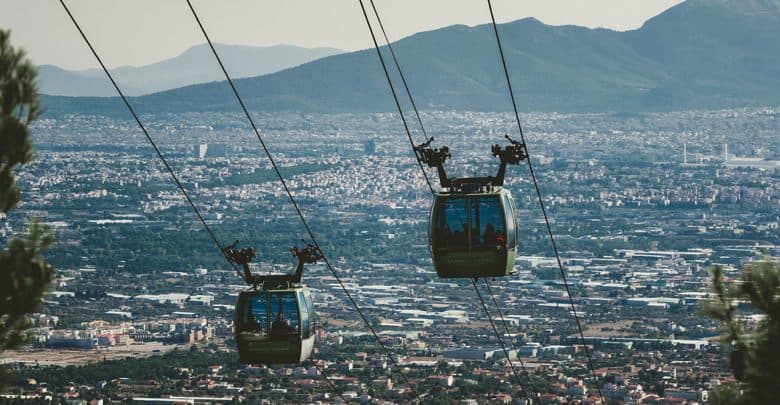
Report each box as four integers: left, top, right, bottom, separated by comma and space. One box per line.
708, 383, 742, 405
0, 29, 53, 389
703, 260, 780, 404
0, 29, 39, 213
12, 347, 238, 390
0, 223, 54, 344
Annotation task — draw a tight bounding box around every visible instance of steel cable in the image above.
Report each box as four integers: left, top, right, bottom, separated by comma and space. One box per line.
57, 0, 245, 282
367, 0, 431, 143
486, 0, 606, 401
471, 279, 530, 403
363, 1, 534, 400
308, 358, 351, 404
482, 279, 532, 381
357, 0, 435, 196
61, 1, 407, 400
185, 1, 420, 400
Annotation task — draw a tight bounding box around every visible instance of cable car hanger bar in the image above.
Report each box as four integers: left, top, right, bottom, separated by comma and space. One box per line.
414, 135, 527, 192
223, 240, 323, 290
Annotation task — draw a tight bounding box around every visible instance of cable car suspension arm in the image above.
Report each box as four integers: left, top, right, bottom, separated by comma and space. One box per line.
290, 242, 324, 283
223, 240, 322, 289
492, 134, 528, 187
414, 137, 450, 187
414, 135, 527, 190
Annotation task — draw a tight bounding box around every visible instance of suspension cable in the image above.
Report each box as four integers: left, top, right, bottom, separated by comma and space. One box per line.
57, 0, 244, 282
367, 0, 430, 142
482, 279, 531, 380
486, 0, 605, 401
471, 279, 530, 403
357, 0, 434, 195
308, 358, 351, 404
184, 1, 420, 400
363, 1, 533, 399
62, 1, 410, 400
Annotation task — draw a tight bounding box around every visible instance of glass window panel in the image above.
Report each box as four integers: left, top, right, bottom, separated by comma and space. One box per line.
434, 196, 468, 249
307, 294, 316, 322
471, 195, 505, 249
243, 292, 267, 335
307, 292, 317, 336
503, 194, 517, 247
269, 291, 299, 340
299, 291, 310, 338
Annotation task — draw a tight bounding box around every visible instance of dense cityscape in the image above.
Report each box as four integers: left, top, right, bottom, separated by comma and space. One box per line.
1, 107, 778, 404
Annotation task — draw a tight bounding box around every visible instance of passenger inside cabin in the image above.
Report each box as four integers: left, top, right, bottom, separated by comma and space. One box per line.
437, 224, 452, 248
452, 223, 468, 247
271, 311, 296, 340
483, 223, 496, 247
245, 310, 261, 333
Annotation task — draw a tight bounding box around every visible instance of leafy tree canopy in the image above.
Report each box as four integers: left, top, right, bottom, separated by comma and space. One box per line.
703, 260, 780, 404
0, 29, 53, 389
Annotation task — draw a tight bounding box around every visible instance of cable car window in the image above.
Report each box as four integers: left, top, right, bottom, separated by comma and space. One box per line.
244, 292, 268, 335
306, 292, 317, 335
269, 291, 299, 341
471, 195, 505, 249
435, 196, 468, 249
299, 291, 310, 339
502, 194, 517, 248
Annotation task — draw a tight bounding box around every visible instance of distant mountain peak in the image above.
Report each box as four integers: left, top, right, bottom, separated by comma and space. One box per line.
685, 0, 780, 16
515, 16, 543, 24
639, 0, 780, 32
38, 43, 344, 97
42, 2, 780, 115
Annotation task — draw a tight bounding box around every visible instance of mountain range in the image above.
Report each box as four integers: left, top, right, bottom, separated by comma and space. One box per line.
38, 44, 343, 97
43, 0, 780, 116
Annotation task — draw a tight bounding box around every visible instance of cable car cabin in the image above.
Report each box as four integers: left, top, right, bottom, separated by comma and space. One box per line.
429, 188, 518, 278
235, 286, 317, 364
415, 135, 527, 279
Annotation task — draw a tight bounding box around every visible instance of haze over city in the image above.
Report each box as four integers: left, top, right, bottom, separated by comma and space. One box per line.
3, 0, 683, 69
0, 0, 778, 404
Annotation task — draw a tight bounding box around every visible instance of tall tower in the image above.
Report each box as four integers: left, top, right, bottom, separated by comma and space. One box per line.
723, 143, 728, 162
683, 143, 687, 165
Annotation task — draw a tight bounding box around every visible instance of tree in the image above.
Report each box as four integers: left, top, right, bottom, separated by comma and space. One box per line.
702, 260, 780, 404
708, 383, 742, 405
0, 29, 54, 387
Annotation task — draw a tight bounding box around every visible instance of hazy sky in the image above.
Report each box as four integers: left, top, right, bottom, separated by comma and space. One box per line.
1, 0, 684, 70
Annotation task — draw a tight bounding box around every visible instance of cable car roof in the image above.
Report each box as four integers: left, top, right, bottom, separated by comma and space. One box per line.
438, 187, 513, 196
